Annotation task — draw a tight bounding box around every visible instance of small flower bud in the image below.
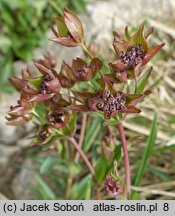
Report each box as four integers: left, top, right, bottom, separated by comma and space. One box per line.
104, 175, 123, 197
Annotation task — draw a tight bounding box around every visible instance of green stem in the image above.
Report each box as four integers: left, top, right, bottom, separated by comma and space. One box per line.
81, 42, 93, 59
134, 75, 138, 93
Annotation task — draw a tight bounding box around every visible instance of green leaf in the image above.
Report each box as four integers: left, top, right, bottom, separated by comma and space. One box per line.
136, 67, 152, 93
69, 0, 86, 14
131, 115, 157, 198
33, 103, 48, 125
156, 144, 175, 152
113, 144, 122, 164
77, 174, 92, 199
54, 17, 69, 37
68, 112, 77, 134
95, 155, 108, 183
147, 166, 172, 181
124, 26, 131, 41
146, 76, 163, 91
128, 26, 148, 51
69, 174, 92, 199
68, 161, 81, 176
83, 117, 102, 152
42, 134, 63, 150
40, 156, 57, 174
28, 77, 44, 89
35, 175, 56, 200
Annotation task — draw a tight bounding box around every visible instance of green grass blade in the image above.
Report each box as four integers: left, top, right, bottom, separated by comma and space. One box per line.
83, 117, 101, 152
35, 175, 56, 200
131, 115, 157, 197
40, 156, 57, 174
136, 67, 152, 93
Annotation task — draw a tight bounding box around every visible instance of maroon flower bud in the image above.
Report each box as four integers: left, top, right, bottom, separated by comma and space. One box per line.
29, 63, 61, 102
58, 57, 102, 87
46, 110, 69, 129
104, 175, 123, 197
102, 127, 115, 160
71, 58, 102, 81
108, 63, 128, 83
51, 7, 84, 47
6, 94, 33, 125
9, 68, 33, 93
58, 74, 75, 88
38, 126, 51, 144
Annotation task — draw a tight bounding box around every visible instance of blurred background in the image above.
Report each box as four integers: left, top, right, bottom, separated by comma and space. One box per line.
0, 0, 175, 200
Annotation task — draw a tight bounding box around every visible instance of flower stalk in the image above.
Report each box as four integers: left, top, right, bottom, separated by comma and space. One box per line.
81, 42, 93, 59
74, 113, 87, 162
68, 137, 95, 176
117, 122, 131, 198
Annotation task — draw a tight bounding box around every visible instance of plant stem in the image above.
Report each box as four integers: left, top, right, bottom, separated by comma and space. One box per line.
81, 42, 93, 59
65, 115, 88, 198
65, 175, 74, 199
68, 137, 95, 176
74, 113, 87, 162
117, 122, 131, 198
134, 75, 138, 93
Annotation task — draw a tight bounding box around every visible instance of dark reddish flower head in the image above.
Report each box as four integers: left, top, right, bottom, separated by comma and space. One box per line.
46, 109, 69, 129
28, 62, 61, 102
9, 68, 33, 93
120, 44, 146, 68
105, 175, 123, 197
69, 76, 142, 119
112, 26, 165, 76
58, 57, 102, 87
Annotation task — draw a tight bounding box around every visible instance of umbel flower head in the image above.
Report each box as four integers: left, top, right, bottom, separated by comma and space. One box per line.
28, 62, 61, 102
69, 76, 142, 119
8, 63, 61, 103
58, 57, 102, 88
51, 7, 84, 47
46, 109, 69, 129
112, 26, 165, 76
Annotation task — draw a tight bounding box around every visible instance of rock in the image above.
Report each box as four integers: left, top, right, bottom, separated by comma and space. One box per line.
11, 159, 36, 200
0, 192, 8, 200
0, 145, 19, 165
0, 93, 19, 144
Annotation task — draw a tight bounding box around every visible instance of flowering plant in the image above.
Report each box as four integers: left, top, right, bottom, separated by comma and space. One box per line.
6, 7, 164, 199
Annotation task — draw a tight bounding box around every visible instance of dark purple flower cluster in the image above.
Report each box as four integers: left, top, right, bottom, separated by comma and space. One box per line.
97, 90, 126, 114
120, 44, 145, 68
